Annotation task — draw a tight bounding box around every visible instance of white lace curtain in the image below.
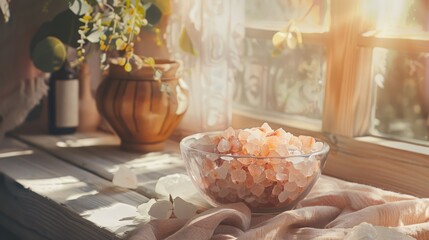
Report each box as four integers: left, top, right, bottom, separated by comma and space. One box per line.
166, 0, 245, 135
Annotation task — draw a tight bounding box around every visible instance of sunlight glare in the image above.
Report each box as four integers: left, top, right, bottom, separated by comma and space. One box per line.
83, 203, 138, 230
0, 149, 33, 159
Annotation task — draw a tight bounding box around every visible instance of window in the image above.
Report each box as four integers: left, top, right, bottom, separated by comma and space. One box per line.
234, 0, 429, 196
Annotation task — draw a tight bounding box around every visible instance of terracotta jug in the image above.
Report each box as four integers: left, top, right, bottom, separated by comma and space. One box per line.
96, 59, 188, 152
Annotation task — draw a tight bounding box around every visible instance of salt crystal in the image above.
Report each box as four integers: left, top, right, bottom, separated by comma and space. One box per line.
289, 136, 302, 149
283, 182, 297, 192
223, 127, 236, 139
260, 122, 273, 134
250, 184, 265, 196
260, 144, 270, 156
272, 164, 285, 173
248, 164, 264, 177
210, 185, 220, 192
278, 190, 290, 203
238, 157, 254, 165
202, 159, 215, 172
245, 173, 254, 188
229, 137, 242, 153
290, 157, 305, 164
265, 136, 279, 149
230, 159, 242, 169
238, 130, 251, 142
215, 164, 229, 179
206, 153, 219, 161
295, 175, 307, 187
276, 172, 288, 181
272, 184, 283, 195
311, 141, 324, 152
237, 187, 248, 198
265, 169, 277, 181
216, 179, 229, 188
275, 144, 289, 156
245, 196, 256, 203
218, 188, 230, 198
299, 135, 315, 153
291, 150, 303, 156
253, 172, 266, 183
217, 138, 231, 153
288, 171, 298, 182
243, 142, 260, 156
267, 151, 281, 158
231, 169, 247, 183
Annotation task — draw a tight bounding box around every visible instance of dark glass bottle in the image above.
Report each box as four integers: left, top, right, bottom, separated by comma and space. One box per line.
48, 62, 79, 134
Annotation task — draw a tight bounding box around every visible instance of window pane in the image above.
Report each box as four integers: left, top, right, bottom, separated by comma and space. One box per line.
362, 0, 429, 38
371, 48, 429, 144
233, 37, 326, 128
245, 0, 330, 33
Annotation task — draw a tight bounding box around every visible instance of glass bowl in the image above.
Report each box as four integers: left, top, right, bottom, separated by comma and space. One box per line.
180, 132, 330, 214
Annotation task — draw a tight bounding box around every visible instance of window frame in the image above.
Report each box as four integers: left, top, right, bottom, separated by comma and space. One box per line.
234, 0, 429, 197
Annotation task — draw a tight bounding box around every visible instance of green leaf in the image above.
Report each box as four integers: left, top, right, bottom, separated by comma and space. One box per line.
31, 36, 67, 73
179, 27, 198, 56
146, 4, 162, 25
52, 9, 84, 48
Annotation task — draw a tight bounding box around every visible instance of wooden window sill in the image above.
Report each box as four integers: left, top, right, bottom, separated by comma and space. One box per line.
0, 131, 426, 239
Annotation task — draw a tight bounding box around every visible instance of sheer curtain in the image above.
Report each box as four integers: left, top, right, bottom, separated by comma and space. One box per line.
166, 0, 244, 135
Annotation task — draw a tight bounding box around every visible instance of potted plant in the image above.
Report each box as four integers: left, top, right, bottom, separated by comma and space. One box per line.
30, 0, 189, 152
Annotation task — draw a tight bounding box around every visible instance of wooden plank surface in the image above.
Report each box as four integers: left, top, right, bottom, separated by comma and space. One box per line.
0, 138, 149, 240
14, 132, 187, 197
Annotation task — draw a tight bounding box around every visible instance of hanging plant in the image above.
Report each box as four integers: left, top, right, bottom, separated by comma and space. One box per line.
29, 0, 169, 73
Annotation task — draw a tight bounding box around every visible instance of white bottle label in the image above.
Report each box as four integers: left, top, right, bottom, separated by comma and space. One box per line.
55, 80, 79, 128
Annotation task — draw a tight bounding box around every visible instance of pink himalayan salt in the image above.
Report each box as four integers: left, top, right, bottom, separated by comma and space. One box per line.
248, 164, 264, 177
229, 137, 242, 153
299, 135, 316, 154
196, 123, 323, 210
223, 127, 236, 139
243, 142, 260, 156
253, 171, 266, 183
283, 182, 297, 192
260, 122, 273, 134
231, 169, 247, 183
272, 184, 283, 195
238, 157, 254, 165
250, 184, 265, 196
278, 190, 290, 203
238, 130, 251, 143
311, 141, 324, 152
276, 172, 288, 181
217, 138, 231, 153
288, 136, 303, 149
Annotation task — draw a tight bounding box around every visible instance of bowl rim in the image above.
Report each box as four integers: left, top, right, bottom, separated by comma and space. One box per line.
180, 131, 330, 159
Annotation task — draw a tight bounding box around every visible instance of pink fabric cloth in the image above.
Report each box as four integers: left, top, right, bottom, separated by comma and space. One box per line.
128, 176, 429, 240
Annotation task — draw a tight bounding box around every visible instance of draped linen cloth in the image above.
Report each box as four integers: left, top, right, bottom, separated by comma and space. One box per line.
128, 176, 429, 240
